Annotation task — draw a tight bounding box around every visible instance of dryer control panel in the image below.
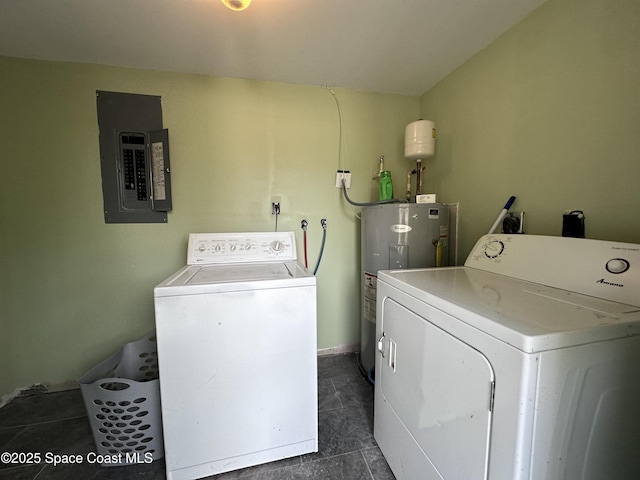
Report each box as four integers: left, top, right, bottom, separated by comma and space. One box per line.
187, 232, 297, 265
465, 234, 640, 307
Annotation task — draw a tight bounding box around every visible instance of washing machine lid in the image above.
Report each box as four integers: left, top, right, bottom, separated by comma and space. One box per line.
378, 267, 640, 353
154, 261, 315, 297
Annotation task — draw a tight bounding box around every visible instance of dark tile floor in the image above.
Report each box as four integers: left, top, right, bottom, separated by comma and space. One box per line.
0, 354, 395, 480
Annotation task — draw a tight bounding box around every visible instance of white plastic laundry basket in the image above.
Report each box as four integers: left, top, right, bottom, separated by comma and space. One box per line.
79, 332, 164, 467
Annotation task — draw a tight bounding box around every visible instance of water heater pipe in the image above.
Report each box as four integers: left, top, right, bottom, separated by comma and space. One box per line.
405, 120, 435, 201
405, 166, 425, 201
372, 156, 385, 180
415, 160, 423, 196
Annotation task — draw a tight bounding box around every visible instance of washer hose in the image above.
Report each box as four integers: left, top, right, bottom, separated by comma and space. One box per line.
313, 219, 327, 275
301, 219, 309, 269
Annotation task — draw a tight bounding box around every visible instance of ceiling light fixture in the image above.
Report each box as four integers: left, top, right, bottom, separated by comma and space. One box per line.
221, 0, 252, 11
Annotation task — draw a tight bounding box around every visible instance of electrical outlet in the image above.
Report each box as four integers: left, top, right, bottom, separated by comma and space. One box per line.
335, 170, 351, 188
271, 196, 281, 215
503, 211, 525, 234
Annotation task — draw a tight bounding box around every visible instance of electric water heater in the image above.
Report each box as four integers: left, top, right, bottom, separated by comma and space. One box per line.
360, 203, 449, 376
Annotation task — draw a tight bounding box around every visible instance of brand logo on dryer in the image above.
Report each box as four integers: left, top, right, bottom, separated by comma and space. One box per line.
596, 278, 624, 288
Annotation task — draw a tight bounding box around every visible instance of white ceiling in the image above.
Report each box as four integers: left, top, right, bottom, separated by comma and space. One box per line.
0, 0, 546, 96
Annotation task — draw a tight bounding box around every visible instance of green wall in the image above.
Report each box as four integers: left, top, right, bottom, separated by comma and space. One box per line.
0, 58, 419, 396
2, 0, 639, 398
421, 0, 640, 257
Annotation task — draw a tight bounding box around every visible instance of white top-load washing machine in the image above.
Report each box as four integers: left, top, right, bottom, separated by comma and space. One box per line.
154, 232, 317, 480
374, 234, 640, 480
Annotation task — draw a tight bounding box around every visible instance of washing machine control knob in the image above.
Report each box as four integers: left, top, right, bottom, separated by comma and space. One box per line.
270, 240, 284, 253
606, 258, 630, 274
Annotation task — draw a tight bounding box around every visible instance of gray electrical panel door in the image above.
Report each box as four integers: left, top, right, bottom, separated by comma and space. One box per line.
97, 91, 172, 224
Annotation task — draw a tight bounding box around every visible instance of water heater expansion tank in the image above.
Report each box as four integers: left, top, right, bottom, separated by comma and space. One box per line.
360, 203, 449, 376
405, 119, 436, 160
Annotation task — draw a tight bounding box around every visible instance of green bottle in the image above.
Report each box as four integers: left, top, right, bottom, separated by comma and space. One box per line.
379, 171, 393, 200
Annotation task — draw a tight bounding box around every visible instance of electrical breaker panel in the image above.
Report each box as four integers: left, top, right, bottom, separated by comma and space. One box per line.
97, 91, 173, 224
118, 130, 172, 213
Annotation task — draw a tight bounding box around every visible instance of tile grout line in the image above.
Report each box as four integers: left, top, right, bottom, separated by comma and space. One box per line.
359, 449, 376, 480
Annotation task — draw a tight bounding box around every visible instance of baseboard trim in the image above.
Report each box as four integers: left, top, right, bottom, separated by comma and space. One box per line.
317, 343, 359, 356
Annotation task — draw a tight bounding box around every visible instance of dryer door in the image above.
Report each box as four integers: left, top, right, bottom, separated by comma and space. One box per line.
376, 298, 494, 479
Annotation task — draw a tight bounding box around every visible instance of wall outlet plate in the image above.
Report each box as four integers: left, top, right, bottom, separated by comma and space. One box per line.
270, 196, 282, 215
336, 170, 351, 188
503, 211, 525, 234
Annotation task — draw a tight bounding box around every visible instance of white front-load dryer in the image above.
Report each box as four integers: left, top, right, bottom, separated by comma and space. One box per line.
374, 234, 640, 480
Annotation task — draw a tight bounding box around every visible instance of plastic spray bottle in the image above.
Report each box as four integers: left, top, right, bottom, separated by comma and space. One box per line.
379, 171, 393, 200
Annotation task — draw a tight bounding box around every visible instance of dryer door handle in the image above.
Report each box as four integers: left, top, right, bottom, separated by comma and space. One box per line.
377, 333, 386, 357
